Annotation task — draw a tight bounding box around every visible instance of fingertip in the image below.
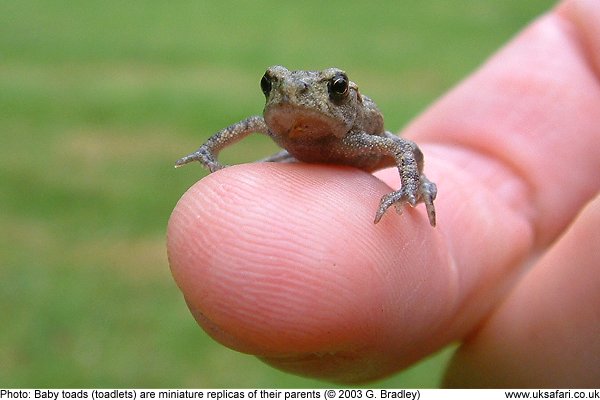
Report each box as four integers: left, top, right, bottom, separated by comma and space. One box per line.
167, 164, 452, 367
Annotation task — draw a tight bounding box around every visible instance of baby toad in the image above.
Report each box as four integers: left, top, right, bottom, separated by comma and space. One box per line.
176, 66, 437, 226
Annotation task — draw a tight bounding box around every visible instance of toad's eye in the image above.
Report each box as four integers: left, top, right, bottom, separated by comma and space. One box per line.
260, 72, 273, 97
328, 72, 349, 102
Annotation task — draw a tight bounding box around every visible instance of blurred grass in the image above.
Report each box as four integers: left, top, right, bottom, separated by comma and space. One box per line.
1, 0, 554, 387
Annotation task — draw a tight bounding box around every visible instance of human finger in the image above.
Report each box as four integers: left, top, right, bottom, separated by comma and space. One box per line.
443, 194, 600, 387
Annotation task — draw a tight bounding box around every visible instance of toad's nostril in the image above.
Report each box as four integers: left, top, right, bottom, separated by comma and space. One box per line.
298, 81, 309, 92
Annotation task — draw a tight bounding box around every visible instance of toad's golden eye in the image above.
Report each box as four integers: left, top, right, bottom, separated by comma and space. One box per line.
260, 72, 273, 97
328, 72, 349, 102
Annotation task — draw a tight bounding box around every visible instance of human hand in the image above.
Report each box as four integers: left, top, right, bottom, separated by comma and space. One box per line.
167, 0, 600, 387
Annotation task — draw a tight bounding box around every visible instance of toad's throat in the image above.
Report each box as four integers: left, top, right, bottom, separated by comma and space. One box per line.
266, 113, 348, 140
287, 117, 336, 139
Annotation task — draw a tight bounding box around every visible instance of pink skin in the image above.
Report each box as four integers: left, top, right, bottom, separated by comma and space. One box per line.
167, 0, 600, 386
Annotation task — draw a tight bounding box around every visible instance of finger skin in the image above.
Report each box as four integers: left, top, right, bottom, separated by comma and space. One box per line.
411, 2, 600, 247
167, 0, 600, 383
443, 0, 600, 387
444, 194, 600, 388
167, 160, 530, 383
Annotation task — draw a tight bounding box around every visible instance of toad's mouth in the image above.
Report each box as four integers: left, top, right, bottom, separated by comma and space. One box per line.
264, 106, 349, 140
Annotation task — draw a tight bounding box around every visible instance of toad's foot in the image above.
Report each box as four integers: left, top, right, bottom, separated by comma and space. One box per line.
374, 176, 437, 226
175, 146, 225, 173
258, 150, 297, 163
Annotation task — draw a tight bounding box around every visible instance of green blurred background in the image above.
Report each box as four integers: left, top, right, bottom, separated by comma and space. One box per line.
1, 0, 554, 387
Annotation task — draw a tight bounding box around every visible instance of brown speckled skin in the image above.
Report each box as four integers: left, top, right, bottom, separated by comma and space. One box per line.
176, 66, 437, 226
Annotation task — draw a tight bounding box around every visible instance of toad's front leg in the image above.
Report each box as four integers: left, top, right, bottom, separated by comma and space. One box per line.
175, 116, 269, 172
342, 132, 437, 227
375, 171, 437, 227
